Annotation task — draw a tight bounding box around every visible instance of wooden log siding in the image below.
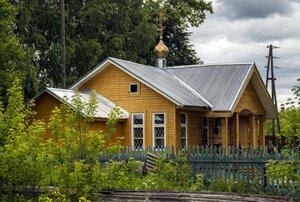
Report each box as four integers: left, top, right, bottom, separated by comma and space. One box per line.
234, 81, 265, 115
99, 146, 299, 196
78, 64, 177, 147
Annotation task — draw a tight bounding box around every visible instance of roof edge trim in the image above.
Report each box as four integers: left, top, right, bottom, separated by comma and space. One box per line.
228, 62, 255, 111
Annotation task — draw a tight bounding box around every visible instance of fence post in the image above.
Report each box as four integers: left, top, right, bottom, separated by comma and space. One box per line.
263, 165, 267, 192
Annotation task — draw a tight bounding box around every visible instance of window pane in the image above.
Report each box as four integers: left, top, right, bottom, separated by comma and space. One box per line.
154, 114, 164, 124
130, 84, 138, 93
203, 117, 208, 126
155, 139, 164, 148
215, 118, 222, 126
133, 114, 143, 124
181, 127, 186, 138
181, 138, 186, 148
181, 113, 186, 124
134, 139, 143, 148
154, 127, 164, 137
134, 128, 143, 138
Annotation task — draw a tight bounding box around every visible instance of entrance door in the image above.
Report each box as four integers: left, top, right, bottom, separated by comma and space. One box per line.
239, 116, 249, 147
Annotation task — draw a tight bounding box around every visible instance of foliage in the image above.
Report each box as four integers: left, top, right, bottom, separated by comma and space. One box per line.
0, 0, 38, 104
191, 173, 204, 191
43, 92, 122, 198
206, 177, 264, 194
47, 93, 106, 162
11, 0, 213, 89
101, 159, 144, 190
266, 78, 300, 147
266, 150, 300, 194
139, 156, 194, 190
0, 79, 46, 195
38, 191, 91, 202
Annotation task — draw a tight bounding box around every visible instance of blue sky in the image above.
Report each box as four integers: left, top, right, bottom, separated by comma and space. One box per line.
189, 0, 300, 106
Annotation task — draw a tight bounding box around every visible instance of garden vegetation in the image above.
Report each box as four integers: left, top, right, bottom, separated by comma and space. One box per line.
2, 79, 294, 201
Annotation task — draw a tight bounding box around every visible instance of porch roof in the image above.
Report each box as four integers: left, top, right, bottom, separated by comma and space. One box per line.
46, 88, 129, 119
166, 63, 253, 111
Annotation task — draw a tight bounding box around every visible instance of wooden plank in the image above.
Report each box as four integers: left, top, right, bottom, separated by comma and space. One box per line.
222, 117, 229, 148
259, 116, 265, 147
233, 113, 240, 148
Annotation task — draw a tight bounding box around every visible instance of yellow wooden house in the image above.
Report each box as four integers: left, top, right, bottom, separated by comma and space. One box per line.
33, 33, 277, 148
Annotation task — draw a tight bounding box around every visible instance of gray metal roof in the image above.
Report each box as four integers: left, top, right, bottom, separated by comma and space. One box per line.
110, 57, 212, 107
46, 88, 129, 119
70, 57, 211, 108
166, 63, 254, 111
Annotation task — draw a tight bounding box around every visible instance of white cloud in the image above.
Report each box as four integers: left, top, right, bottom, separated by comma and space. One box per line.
215, 0, 294, 20
189, 0, 300, 106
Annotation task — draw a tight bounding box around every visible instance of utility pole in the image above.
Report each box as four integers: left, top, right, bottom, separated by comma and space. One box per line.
60, 0, 66, 88
265, 44, 281, 145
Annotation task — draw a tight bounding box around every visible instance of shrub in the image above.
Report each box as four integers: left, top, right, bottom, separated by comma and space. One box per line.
139, 156, 193, 190
101, 158, 144, 190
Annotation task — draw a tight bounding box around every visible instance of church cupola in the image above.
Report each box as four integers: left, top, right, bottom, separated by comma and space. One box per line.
154, 14, 169, 69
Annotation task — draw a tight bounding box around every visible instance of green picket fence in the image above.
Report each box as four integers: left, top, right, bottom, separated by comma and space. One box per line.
99, 146, 299, 196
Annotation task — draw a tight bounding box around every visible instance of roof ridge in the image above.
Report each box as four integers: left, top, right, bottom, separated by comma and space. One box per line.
167, 62, 254, 69
109, 57, 155, 69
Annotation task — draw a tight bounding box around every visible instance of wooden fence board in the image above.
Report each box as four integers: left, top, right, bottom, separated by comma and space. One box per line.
98, 146, 299, 196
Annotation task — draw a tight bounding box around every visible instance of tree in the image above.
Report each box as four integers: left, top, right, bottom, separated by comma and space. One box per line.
151, 0, 213, 66
265, 79, 300, 147
279, 79, 300, 147
0, 0, 38, 104
12, 0, 213, 89
0, 79, 46, 195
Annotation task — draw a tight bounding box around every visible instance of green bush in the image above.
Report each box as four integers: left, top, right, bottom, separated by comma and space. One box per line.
101, 159, 143, 190
206, 176, 264, 194
139, 156, 193, 190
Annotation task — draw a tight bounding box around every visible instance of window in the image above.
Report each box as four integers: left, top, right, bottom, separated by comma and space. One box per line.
153, 113, 166, 148
129, 83, 138, 94
214, 118, 222, 135
132, 113, 144, 148
180, 113, 187, 147
203, 116, 209, 146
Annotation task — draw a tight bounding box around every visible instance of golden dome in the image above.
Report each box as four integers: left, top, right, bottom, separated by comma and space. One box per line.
154, 39, 169, 58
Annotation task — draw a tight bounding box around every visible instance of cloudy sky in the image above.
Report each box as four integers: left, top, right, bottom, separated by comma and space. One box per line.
189, 0, 300, 106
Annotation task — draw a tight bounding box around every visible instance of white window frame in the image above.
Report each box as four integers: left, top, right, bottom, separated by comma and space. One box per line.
180, 113, 188, 147
152, 112, 166, 148
131, 113, 144, 148
129, 82, 138, 94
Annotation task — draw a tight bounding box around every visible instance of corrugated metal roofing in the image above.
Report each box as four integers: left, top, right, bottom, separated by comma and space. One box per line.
107, 57, 211, 107
166, 63, 254, 111
46, 88, 129, 119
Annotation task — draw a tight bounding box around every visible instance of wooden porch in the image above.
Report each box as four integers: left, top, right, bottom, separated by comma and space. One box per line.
203, 111, 265, 148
